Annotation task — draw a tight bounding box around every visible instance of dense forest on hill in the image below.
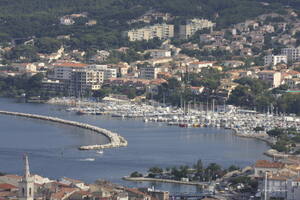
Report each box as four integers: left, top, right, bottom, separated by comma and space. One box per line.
0, 0, 294, 50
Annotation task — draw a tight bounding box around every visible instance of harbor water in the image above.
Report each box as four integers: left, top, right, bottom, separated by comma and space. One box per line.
0, 98, 269, 193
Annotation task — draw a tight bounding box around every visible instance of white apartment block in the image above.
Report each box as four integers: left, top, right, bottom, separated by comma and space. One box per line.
188, 61, 214, 73
257, 70, 282, 88
264, 54, 287, 66
87, 65, 117, 80
260, 175, 300, 200
179, 18, 215, 39
53, 62, 88, 80
127, 23, 174, 41
281, 47, 300, 62
140, 66, 161, 80
148, 49, 171, 59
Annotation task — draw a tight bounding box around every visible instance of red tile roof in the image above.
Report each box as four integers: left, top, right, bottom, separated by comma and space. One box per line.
54, 62, 88, 68
0, 184, 17, 190
255, 160, 285, 169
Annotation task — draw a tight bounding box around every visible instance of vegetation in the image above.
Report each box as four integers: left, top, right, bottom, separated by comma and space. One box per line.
266, 128, 300, 153
130, 171, 143, 178
0, 0, 287, 54
132, 159, 245, 182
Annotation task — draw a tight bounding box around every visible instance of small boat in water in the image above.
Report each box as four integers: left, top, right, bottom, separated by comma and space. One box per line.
96, 150, 104, 154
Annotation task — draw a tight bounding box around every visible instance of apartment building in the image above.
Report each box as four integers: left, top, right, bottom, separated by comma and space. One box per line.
281, 47, 300, 62
264, 54, 287, 66
147, 49, 171, 59
69, 69, 104, 97
257, 70, 282, 88
52, 62, 88, 80
179, 18, 215, 39
140, 66, 161, 80
127, 23, 174, 41
87, 65, 117, 79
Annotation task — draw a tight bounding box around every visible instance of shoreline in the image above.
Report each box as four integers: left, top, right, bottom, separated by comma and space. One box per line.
122, 176, 207, 187
0, 110, 128, 150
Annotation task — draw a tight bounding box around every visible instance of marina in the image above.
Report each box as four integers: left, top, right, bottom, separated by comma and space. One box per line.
58, 98, 300, 144
0, 98, 269, 194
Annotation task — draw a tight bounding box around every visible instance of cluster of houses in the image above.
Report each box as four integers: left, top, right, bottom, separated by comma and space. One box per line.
0, 155, 169, 200
254, 159, 300, 199
1, 9, 300, 100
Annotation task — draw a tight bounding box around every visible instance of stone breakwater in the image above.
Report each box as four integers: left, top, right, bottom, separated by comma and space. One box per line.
0, 110, 128, 150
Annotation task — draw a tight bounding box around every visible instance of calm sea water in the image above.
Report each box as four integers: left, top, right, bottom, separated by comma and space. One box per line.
0, 98, 269, 193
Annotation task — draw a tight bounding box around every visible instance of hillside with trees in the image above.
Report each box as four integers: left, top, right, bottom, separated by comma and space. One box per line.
0, 0, 291, 51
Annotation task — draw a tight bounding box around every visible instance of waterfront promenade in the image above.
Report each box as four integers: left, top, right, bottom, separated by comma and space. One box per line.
0, 110, 128, 150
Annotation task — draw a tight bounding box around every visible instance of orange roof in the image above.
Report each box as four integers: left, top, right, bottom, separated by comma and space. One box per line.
0, 184, 17, 190
50, 187, 77, 199
190, 61, 214, 65
54, 62, 88, 68
125, 188, 150, 197
259, 70, 277, 73
3, 174, 22, 180
255, 160, 284, 169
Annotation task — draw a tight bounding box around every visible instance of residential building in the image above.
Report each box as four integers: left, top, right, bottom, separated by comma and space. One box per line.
87, 65, 117, 80
188, 61, 214, 73
179, 18, 215, 39
264, 54, 288, 66
41, 79, 67, 95
127, 23, 174, 41
254, 160, 285, 177
69, 69, 104, 97
148, 49, 171, 59
140, 66, 161, 80
52, 62, 88, 80
257, 70, 282, 88
13, 63, 37, 73
281, 47, 300, 63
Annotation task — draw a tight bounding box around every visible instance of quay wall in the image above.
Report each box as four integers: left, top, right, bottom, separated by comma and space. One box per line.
122, 176, 207, 187
0, 110, 128, 150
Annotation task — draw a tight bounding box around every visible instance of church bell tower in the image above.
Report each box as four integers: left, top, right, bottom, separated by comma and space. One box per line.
18, 154, 34, 200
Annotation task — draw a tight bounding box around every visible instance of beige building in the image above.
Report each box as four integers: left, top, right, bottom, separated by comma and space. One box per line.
257, 70, 282, 88
69, 69, 104, 97
127, 23, 174, 41
179, 18, 215, 39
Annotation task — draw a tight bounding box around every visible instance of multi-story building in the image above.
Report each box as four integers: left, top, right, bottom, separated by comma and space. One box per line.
41, 79, 67, 95
127, 23, 174, 41
179, 18, 215, 39
52, 62, 88, 80
140, 66, 161, 80
87, 65, 117, 80
69, 69, 104, 97
257, 70, 282, 88
281, 47, 300, 63
148, 49, 171, 59
264, 54, 287, 66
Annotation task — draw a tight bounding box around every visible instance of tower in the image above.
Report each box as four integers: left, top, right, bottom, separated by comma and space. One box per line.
18, 154, 34, 200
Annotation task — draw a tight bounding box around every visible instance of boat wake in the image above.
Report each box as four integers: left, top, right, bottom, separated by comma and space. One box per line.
78, 158, 95, 162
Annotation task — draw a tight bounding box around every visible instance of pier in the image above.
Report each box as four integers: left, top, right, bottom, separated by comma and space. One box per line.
0, 110, 128, 150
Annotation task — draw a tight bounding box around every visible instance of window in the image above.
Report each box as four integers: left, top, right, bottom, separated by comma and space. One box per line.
29, 188, 32, 196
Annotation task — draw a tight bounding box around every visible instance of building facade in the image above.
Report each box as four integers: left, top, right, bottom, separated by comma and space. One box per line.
264, 55, 288, 66
179, 18, 215, 39
18, 155, 34, 200
281, 47, 300, 63
127, 24, 174, 41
